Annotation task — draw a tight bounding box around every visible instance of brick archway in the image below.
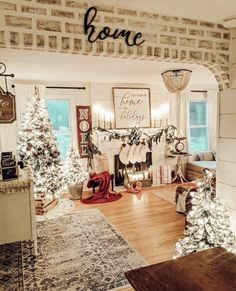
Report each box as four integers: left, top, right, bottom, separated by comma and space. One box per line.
0, 1, 230, 89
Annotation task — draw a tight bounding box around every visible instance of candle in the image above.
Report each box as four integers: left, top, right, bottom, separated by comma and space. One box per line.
97, 111, 100, 127
94, 105, 101, 128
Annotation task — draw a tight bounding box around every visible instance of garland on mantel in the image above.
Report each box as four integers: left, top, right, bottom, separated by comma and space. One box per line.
86, 125, 177, 160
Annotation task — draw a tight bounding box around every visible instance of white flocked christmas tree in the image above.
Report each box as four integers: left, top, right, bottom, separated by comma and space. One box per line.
175, 168, 236, 257
65, 146, 88, 186
17, 87, 64, 199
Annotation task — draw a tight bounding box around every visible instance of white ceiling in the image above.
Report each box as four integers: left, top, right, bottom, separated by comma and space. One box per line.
1, 49, 217, 88
104, 0, 236, 23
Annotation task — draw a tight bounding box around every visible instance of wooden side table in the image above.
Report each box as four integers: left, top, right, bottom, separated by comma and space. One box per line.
0, 169, 37, 255
125, 247, 236, 291
169, 152, 191, 183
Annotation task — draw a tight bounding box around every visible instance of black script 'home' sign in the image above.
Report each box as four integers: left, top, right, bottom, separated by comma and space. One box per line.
84, 7, 145, 46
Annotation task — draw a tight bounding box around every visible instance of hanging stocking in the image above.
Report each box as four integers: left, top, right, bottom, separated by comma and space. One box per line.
140, 143, 148, 162
133, 143, 142, 163
128, 143, 137, 164
119, 143, 130, 165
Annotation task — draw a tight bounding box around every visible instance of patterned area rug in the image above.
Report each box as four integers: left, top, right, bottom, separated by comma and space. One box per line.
36, 198, 75, 222
0, 242, 24, 291
0, 209, 146, 291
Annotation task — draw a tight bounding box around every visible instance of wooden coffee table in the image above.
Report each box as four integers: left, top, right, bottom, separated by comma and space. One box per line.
125, 247, 236, 291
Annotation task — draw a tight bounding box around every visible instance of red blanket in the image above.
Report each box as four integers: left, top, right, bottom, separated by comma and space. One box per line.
81, 171, 122, 204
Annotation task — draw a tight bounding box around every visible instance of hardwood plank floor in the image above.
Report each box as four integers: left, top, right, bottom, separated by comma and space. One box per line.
74, 184, 185, 291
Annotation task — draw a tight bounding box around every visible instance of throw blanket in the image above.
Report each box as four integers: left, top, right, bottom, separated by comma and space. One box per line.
81, 171, 122, 204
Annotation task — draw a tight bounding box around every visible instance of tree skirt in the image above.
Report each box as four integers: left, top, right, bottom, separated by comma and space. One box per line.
36, 198, 75, 222
0, 209, 146, 291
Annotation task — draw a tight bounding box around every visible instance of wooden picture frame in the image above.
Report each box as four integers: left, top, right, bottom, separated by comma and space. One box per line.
0, 87, 16, 123
113, 87, 151, 129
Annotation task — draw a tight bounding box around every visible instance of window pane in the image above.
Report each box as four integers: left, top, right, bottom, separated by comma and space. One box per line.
189, 127, 208, 152
190, 102, 207, 126
46, 99, 71, 160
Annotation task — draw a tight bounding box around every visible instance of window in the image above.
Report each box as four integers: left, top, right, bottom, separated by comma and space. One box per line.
189, 101, 208, 153
46, 99, 72, 160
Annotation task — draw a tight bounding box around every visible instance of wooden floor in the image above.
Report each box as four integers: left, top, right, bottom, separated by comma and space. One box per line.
74, 184, 185, 291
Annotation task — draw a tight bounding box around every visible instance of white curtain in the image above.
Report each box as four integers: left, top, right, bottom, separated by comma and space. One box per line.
207, 89, 218, 153
169, 91, 181, 130
15, 84, 46, 129
179, 90, 190, 147
169, 90, 190, 140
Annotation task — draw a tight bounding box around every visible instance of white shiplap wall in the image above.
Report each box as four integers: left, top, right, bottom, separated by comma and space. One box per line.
217, 26, 236, 231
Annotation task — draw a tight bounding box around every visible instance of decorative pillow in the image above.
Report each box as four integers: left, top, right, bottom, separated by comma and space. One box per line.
93, 154, 109, 174
202, 152, 214, 161
212, 151, 217, 161
198, 153, 204, 161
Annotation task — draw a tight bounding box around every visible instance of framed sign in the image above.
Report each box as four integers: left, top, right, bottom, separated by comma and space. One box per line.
113, 87, 151, 129
76, 106, 92, 158
0, 87, 16, 123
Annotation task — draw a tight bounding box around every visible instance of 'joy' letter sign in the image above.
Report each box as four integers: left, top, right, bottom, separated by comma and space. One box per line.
84, 7, 145, 46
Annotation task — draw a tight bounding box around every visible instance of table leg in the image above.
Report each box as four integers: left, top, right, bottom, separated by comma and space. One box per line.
172, 156, 188, 183
33, 239, 37, 256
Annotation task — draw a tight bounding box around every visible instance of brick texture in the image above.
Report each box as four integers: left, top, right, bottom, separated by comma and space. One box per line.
5, 15, 32, 29
0, 0, 231, 90
0, 1, 16, 11
37, 19, 61, 32
21, 5, 46, 15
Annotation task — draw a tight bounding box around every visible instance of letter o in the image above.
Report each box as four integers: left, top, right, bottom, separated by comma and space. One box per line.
79, 120, 90, 132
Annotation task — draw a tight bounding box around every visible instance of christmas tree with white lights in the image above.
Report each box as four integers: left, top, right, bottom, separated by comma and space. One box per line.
17, 87, 64, 199
65, 146, 88, 185
175, 168, 236, 257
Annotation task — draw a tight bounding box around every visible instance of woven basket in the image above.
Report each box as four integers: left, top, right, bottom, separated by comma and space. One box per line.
68, 182, 83, 200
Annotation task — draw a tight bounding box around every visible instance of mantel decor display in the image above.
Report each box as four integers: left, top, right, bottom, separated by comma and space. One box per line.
86, 125, 177, 170
113, 87, 151, 129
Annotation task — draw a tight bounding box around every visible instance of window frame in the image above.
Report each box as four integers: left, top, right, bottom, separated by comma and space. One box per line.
188, 99, 209, 153
45, 98, 73, 160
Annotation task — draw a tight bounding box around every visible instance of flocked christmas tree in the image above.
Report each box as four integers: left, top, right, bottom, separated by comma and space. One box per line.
175, 168, 236, 257
65, 146, 88, 185
65, 146, 88, 200
17, 87, 64, 199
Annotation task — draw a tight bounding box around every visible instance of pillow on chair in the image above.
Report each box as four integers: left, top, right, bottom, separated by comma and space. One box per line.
202, 152, 214, 161
93, 154, 109, 174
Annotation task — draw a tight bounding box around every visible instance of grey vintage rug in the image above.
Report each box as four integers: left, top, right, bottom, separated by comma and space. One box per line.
0, 209, 146, 291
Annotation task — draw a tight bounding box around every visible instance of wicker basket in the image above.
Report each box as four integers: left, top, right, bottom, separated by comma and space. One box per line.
68, 182, 83, 200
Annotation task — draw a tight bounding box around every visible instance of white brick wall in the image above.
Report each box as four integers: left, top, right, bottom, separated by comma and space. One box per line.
0, 0, 231, 90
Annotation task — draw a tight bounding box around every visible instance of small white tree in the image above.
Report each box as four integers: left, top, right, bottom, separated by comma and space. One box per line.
65, 146, 88, 186
176, 169, 236, 257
